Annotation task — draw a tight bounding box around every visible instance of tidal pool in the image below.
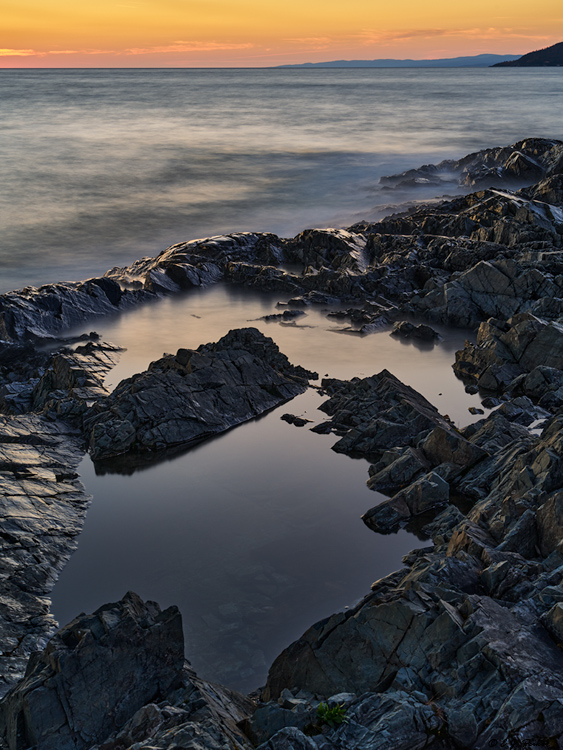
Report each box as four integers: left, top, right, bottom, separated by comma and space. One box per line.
51, 284, 483, 691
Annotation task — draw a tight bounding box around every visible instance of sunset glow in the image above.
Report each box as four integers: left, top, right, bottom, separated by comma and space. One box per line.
1, 0, 562, 67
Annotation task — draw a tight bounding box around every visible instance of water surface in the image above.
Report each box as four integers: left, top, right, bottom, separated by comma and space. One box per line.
2, 68, 562, 292
51, 285, 483, 690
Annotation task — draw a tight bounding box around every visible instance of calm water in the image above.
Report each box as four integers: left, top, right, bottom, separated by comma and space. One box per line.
1, 68, 563, 293
51, 285, 483, 690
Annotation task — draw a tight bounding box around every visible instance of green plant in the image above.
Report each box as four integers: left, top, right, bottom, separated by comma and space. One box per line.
316, 702, 349, 728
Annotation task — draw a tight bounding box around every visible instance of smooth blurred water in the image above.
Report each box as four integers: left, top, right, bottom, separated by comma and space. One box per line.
1, 67, 563, 293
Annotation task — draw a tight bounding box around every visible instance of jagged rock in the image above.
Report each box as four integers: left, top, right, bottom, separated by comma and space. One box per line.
542, 603, 563, 644
391, 320, 440, 340
31, 341, 122, 416
0, 277, 147, 342
454, 313, 563, 392
379, 138, 562, 192
363, 470, 450, 533
85, 328, 317, 461
260, 310, 306, 322
421, 425, 488, 468
0, 592, 184, 750
0, 593, 253, 750
315, 370, 454, 461
0, 414, 90, 695
367, 447, 431, 492
537, 492, 563, 556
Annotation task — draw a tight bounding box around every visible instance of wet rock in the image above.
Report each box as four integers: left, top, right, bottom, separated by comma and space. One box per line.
0, 414, 90, 695
0, 592, 185, 750
0, 277, 146, 342
0, 593, 253, 750
367, 447, 430, 492
363, 470, 450, 533
379, 138, 562, 192
391, 320, 440, 340
280, 413, 312, 427
315, 369, 454, 461
85, 328, 318, 461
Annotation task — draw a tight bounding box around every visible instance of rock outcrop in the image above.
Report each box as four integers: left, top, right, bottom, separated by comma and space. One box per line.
85, 328, 318, 461
0, 592, 253, 750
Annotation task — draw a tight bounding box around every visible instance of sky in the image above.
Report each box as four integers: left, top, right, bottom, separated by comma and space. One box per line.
2, 0, 563, 68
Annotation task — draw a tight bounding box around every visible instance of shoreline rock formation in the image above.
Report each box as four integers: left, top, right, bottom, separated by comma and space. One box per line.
2, 136, 563, 748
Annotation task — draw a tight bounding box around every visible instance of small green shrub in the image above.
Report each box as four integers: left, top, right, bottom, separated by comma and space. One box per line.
316, 702, 349, 728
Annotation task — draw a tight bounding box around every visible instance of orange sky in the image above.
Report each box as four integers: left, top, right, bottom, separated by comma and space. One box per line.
2, 0, 562, 67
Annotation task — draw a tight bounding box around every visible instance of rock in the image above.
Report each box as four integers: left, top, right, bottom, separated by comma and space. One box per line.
542, 602, 563, 644
0, 593, 254, 750
0, 414, 91, 695
391, 320, 440, 340
536, 492, 563, 556
0, 592, 185, 750
366, 447, 430, 492
363, 470, 450, 533
260, 310, 306, 322
255, 727, 319, 750
85, 328, 318, 460
314, 369, 455, 461
0, 277, 146, 342
454, 313, 563, 393
280, 413, 312, 427
379, 138, 561, 192
421, 425, 488, 468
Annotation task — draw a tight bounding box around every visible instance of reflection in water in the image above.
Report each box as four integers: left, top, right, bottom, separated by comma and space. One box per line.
52, 285, 483, 691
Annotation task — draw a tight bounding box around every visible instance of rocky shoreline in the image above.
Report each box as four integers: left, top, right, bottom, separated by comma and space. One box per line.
2, 137, 563, 749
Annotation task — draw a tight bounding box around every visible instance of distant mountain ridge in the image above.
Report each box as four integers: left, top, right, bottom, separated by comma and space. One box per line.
493, 41, 563, 67
277, 53, 519, 69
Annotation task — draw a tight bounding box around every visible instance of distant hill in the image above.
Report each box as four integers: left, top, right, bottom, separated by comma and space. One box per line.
493, 41, 563, 67
277, 54, 519, 69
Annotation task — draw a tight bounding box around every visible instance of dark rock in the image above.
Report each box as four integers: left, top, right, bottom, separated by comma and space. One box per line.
260, 310, 306, 322
85, 328, 318, 461
280, 413, 312, 427
391, 320, 440, 340
363, 470, 450, 533
0, 594, 254, 750
454, 313, 563, 393
421, 425, 488, 469
379, 138, 562, 192
0, 414, 91, 695
0, 592, 184, 750
315, 369, 455, 461
367, 447, 431, 492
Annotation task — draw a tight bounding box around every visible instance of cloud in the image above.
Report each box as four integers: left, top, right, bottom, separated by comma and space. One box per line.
125, 41, 254, 55
0, 48, 115, 57
357, 27, 552, 46
284, 37, 332, 48
0, 49, 38, 57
